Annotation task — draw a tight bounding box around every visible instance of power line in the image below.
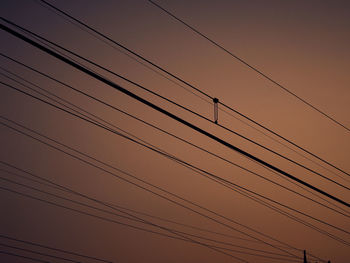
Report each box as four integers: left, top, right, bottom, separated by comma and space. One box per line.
0, 121, 305, 260
2, 119, 330, 263
147, 0, 350, 134
0, 250, 50, 263
0, 168, 266, 246
0, 175, 303, 261
1, 68, 348, 219
1, 93, 345, 260
0, 243, 83, 263
1, 22, 348, 208
2, 169, 325, 262
0, 186, 251, 262
1, 18, 348, 193
34, 0, 350, 180
0, 234, 113, 263
2, 84, 349, 240
0, 115, 326, 262
2, 103, 348, 248
1, 56, 348, 217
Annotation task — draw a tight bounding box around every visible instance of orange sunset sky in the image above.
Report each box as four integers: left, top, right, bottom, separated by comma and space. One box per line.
1, 1, 350, 262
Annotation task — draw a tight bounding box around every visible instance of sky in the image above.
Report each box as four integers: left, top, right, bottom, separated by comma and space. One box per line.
1, 0, 350, 262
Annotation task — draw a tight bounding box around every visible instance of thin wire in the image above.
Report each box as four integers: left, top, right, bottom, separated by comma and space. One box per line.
0, 250, 50, 263
0, 243, 82, 263
0, 121, 303, 259
34, 0, 350, 180
0, 168, 262, 246
147, 0, 350, 133
0, 119, 329, 262
0, 234, 113, 263
1, 55, 348, 217
2, 84, 349, 238
1, 24, 348, 209
1, 18, 348, 193
0, 176, 303, 261
1, 69, 348, 219
0, 186, 252, 262
0, 106, 344, 262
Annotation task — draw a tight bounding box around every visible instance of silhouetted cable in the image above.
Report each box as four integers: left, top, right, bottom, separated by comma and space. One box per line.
1, 19, 348, 194
1, 169, 261, 247
0, 186, 250, 262
1, 68, 348, 219
2, 84, 349, 240
2, 127, 328, 262
0, 250, 50, 263
0, 243, 83, 263
0, 69, 348, 260
1, 176, 304, 261
0, 122, 303, 260
3, 168, 323, 262
0, 79, 347, 252
0, 154, 339, 255
2, 19, 348, 193
1, 181, 305, 262
147, 0, 350, 134
1, 23, 348, 208
0, 109, 346, 262
1, 56, 348, 217
0, 235, 113, 263
33, 0, 350, 181
2, 119, 326, 262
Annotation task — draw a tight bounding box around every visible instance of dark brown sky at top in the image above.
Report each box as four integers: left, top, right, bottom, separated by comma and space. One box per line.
1, 1, 350, 263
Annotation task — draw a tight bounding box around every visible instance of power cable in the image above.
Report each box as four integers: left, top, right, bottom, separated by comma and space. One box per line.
0, 234, 113, 263
0, 243, 82, 263
1, 55, 348, 217
0, 119, 304, 260
0, 250, 50, 263
34, 0, 350, 180
1, 22, 348, 208
1, 68, 348, 219
147, 0, 350, 134
1, 84, 349, 239
0, 176, 302, 261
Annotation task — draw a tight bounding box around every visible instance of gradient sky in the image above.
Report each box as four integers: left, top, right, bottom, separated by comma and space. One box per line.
1, 1, 350, 262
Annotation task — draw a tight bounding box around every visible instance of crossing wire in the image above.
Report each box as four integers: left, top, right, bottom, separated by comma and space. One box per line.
0, 176, 304, 261
147, 0, 350, 134
1, 56, 348, 217
1, 83, 349, 238
1, 18, 348, 192
0, 68, 348, 219
0, 112, 327, 262
0, 120, 305, 260
1, 22, 348, 208
35, 0, 350, 180
1, 86, 349, 248
0, 235, 113, 263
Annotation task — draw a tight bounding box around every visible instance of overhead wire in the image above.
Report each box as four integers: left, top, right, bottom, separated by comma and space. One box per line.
34, 0, 350, 182
1, 18, 349, 196
0, 234, 114, 263
0, 250, 50, 263
0, 175, 303, 262
1, 54, 348, 217
0, 119, 307, 260
146, 0, 350, 134
0, 243, 83, 263
0, 68, 348, 220
0, 115, 327, 262
0, 169, 265, 247
0, 83, 348, 260
1, 22, 348, 209
1, 83, 349, 240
